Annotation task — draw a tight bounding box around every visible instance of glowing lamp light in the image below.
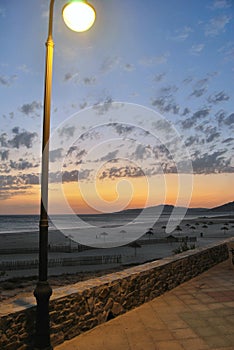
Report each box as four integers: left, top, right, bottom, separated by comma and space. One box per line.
62, 0, 96, 32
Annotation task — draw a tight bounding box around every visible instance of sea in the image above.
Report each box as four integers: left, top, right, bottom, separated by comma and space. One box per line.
0, 210, 229, 249
0, 212, 201, 235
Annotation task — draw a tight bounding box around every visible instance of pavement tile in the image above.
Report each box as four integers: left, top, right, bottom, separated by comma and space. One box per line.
226, 334, 234, 345
180, 338, 210, 350
171, 327, 198, 340
214, 307, 234, 316
55, 261, 234, 350
203, 335, 233, 348
214, 324, 234, 335
206, 303, 225, 310
154, 340, 184, 350
148, 329, 174, 342
166, 319, 189, 330
192, 325, 220, 337
188, 304, 211, 311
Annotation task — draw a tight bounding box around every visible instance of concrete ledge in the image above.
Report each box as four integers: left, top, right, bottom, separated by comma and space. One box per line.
0, 239, 232, 350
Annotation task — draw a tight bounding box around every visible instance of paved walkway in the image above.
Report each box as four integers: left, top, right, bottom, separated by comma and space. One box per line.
56, 260, 234, 350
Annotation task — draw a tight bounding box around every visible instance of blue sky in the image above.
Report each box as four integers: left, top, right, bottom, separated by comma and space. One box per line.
0, 0, 233, 214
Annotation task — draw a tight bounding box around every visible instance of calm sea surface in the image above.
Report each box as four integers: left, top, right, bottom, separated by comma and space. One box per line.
0, 212, 203, 235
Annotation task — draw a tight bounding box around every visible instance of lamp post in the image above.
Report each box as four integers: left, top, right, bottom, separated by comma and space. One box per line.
33, 1, 95, 349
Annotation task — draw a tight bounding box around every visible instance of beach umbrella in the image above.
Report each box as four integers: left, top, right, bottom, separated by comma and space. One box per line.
100, 231, 108, 241
145, 228, 154, 239
120, 229, 126, 239
221, 226, 229, 235
129, 241, 141, 257
202, 224, 208, 228
175, 225, 182, 235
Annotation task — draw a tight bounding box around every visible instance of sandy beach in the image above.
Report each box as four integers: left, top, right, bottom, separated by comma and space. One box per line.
0, 214, 233, 296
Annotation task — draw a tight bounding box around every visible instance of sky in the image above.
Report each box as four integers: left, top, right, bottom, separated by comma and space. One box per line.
0, 0, 233, 215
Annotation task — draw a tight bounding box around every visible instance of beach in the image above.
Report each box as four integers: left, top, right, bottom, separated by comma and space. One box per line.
0, 213, 233, 298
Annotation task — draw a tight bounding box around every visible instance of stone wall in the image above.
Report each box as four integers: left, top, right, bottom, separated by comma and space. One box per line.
0, 240, 230, 350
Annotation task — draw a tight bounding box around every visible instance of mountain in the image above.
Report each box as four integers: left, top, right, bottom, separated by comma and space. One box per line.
117, 201, 234, 216
80, 201, 234, 217
208, 201, 234, 213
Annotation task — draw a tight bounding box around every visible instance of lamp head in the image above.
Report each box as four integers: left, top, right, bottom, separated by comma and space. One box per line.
62, 0, 96, 32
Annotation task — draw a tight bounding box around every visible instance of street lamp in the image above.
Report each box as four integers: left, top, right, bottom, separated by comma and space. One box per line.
33, 1, 96, 349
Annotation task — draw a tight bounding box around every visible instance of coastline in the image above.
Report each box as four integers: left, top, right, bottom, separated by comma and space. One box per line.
0, 214, 233, 284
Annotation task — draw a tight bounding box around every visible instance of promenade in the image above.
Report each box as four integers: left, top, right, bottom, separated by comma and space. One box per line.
56, 260, 234, 350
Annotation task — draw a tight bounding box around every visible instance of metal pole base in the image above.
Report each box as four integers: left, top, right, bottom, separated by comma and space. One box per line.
34, 281, 53, 350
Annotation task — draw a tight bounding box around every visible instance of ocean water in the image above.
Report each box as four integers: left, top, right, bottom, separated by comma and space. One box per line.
0, 213, 145, 234
0, 212, 195, 248
0, 212, 200, 235
0, 211, 231, 250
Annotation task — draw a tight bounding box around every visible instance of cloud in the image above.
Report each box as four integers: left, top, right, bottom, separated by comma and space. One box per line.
112, 123, 135, 136
215, 109, 226, 124
0, 74, 17, 86
189, 44, 205, 55
181, 109, 210, 129
210, 0, 232, 10
79, 101, 88, 110
205, 127, 220, 143
92, 97, 114, 115
0, 7, 5, 17
99, 150, 119, 162
218, 112, 234, 127
190, 77, 209, 98
152, 95, 180, 115
50, 148, 63, 162
133, 144, 151, 161
123, 63, 134, 71
58, 125, 76, 139
139, 53, 169, 66
100, 56, 120, 73
222, 137, 234, 144
0, 133, 8, 147
12, 126, 19, 134
19, 101, 42, 116
205, 15, 231, 36
218, 42, 234, 62
67, 146, 84, 156
0, 150, 9, 161
159, 85, 178, 95
17, 64, 31, 73
99, 165, 144, 180
190, 87, 207, 98
181, 107, 191, 116
9, 159, 38, 170
9, 130, 38, 149
83, 76, 96, 85
207, 91, 230, 104
64, 72, 79, 82
171, 26, 193, 41
192, 150, 233, 174
153, 73, 166, 82
0, 173, 40, 199
61, 169, 92, 182
185, 136, 200, 147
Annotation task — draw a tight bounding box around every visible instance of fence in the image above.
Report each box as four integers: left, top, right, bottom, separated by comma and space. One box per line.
0, 254, 122, 271
138, 236, 197, 245
0, 244, 92, 255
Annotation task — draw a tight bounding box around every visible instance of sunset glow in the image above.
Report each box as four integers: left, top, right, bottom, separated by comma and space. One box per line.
0, 1, 233, 215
